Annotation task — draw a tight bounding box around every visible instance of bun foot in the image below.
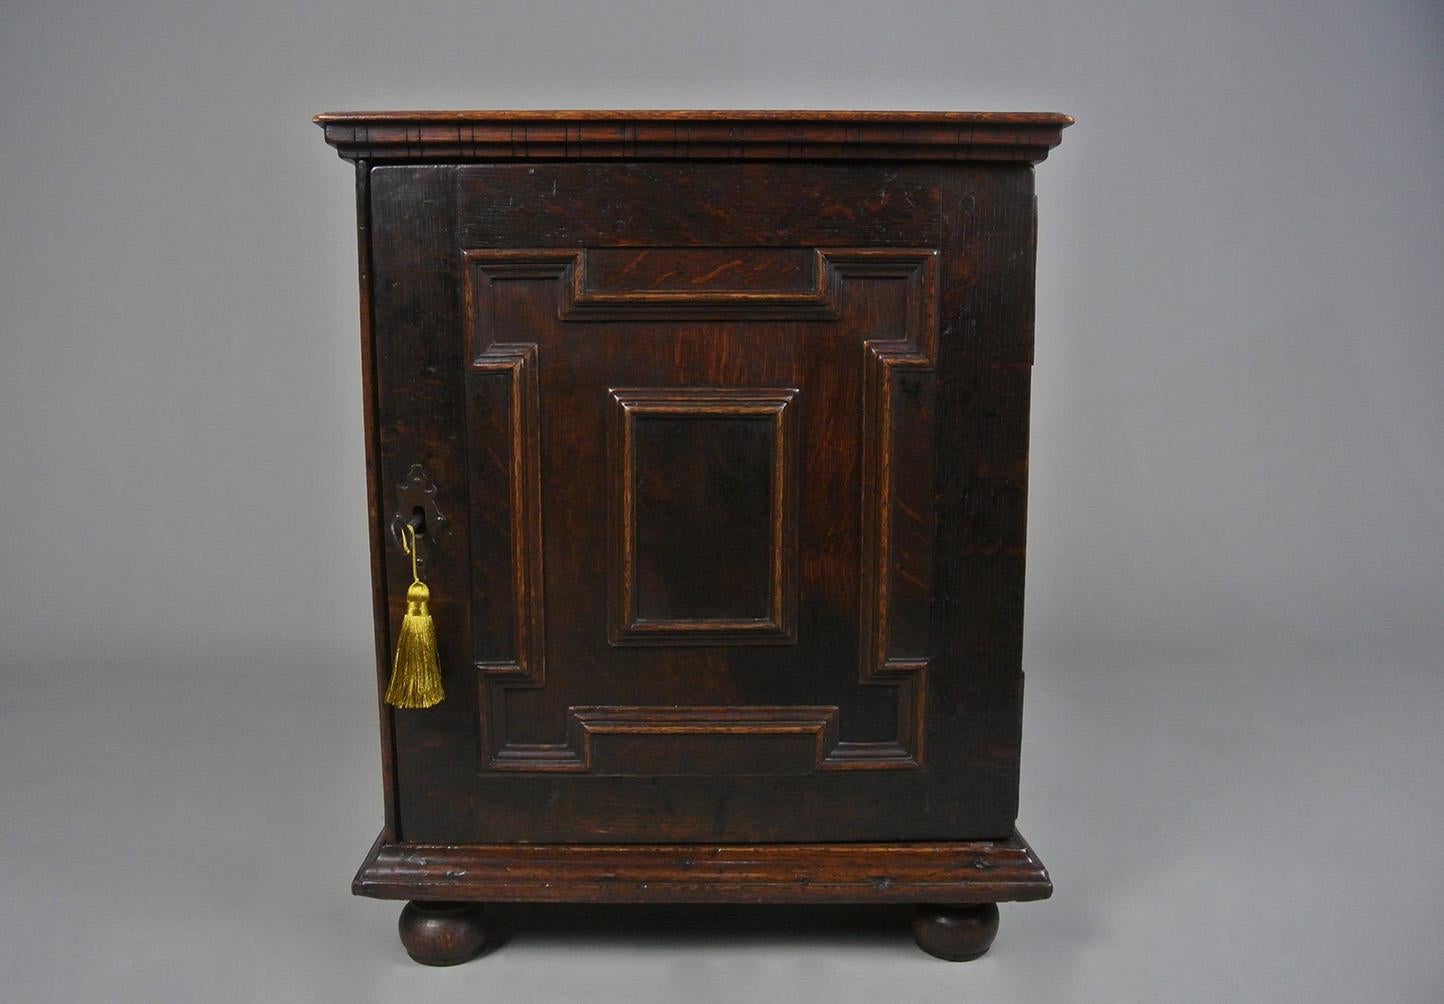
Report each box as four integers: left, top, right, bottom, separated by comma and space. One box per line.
911, 902, 999, 961
397, 901, 488, 966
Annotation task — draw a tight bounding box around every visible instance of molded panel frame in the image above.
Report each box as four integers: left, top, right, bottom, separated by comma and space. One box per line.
607, 386, 800, 646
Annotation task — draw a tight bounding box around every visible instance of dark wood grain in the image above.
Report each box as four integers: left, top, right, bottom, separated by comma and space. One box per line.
456, 162, 943, 248
319, 109, 1073, 122
355, 830, 1051, 904
448, 235, 952, 826
370, 165, 481, 839
352, 160, 401, 842
397, 901, 488, 966
316, 109, 1072, 163
327, 108, 1066, 961
363, 162, 1036, 839
912, 902, 1000, 961
611, 387, 798, 644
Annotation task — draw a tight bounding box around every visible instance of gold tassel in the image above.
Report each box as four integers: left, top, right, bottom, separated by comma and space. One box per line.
385, 523, 444, 708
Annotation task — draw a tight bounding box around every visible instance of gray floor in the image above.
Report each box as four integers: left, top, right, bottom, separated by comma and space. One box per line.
4, 632, 1440, 1002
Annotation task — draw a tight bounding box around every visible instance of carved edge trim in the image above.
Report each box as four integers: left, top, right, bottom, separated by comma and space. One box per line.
352, 828, 1054, 904
462, 254, 548, 703
608, 387, 799, 646
461, 248, 843, 321
489, 705, 838, 773
316, 114, 1071, 164
463, 253, 554, 771
833, 250, 938, 770
565, 249, 842, 320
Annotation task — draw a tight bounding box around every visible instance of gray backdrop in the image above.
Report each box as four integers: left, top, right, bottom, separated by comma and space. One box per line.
2, 1, 1440, 1000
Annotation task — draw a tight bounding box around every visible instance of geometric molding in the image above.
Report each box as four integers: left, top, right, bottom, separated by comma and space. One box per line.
490, 705, 836, 774
563, 249, 843, 321
468, 247, 843, 322
461, 247, 939, 774
487, 692, 935, 775
847, 249, 939, 770
607, 387, 798, 645
316, 109, 1074, 164
468, 341, 545, 687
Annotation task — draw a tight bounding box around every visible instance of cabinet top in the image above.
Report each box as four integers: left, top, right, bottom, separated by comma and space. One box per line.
313, 109, 1072, 164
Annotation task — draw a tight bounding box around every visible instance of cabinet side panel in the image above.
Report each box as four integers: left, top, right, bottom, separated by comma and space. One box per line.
354, 161, 399, 841
928, 163, 1037, 832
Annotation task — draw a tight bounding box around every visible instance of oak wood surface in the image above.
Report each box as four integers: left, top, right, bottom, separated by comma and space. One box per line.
352, 160, 401, 842
315, 109, 1071, 163
397, 902, 488, 966
365, 159, 1034, 842
912, 902, 1001, 961
355, 830, 1052, 904
326, 110, 1063, 924
317, 109, 1074, 122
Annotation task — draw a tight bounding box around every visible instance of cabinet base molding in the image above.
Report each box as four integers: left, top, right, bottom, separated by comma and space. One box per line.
355, 829, 1050, 905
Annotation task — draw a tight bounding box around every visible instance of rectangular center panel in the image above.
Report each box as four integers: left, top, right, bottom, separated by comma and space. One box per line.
608, 386, 798, 645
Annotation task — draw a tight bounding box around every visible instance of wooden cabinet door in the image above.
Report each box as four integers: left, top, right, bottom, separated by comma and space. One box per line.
370, 161, 1035, 843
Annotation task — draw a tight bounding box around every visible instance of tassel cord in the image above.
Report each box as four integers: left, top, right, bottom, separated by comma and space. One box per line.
384, 522, 445, 709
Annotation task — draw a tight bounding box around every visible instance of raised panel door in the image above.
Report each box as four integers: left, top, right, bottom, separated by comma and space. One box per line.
369, 162, 1035, 842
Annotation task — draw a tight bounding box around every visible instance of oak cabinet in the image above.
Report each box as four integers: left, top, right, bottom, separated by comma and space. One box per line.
316, 109, 1071, 963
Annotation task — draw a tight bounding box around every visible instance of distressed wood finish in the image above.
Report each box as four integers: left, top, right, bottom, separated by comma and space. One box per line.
454, 222, 954, 830
354, 831, 1052, 904
315, 109, 1072, 163
321, 109, 1069, 962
